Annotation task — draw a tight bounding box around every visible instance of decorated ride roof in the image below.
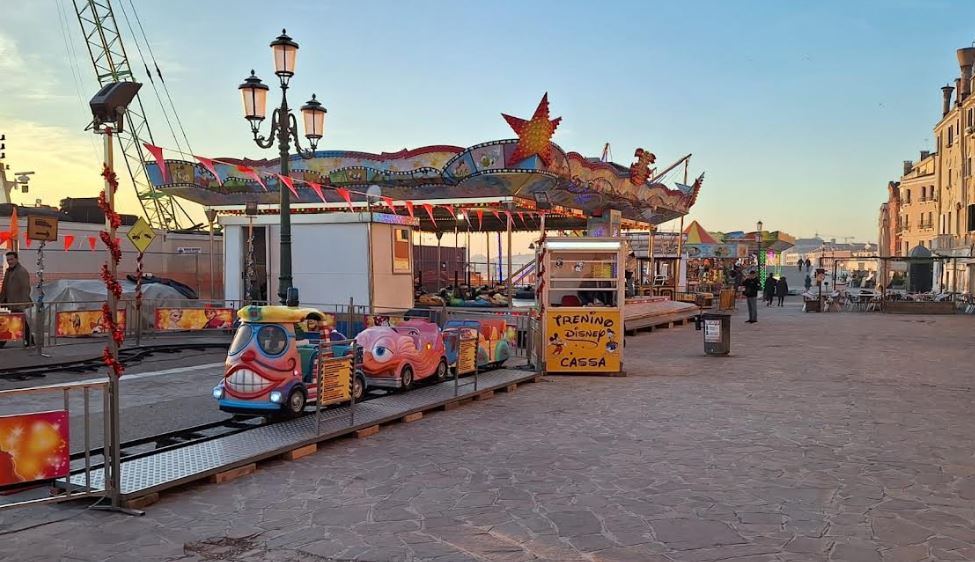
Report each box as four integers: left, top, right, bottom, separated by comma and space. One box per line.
238, 305, 324, 323
146, 95, 703, 228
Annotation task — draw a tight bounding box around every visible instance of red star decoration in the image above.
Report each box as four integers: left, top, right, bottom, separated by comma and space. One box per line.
502, 93, 562, 167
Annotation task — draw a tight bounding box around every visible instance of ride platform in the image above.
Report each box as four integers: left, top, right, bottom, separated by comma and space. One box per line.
69, 366, 540, 506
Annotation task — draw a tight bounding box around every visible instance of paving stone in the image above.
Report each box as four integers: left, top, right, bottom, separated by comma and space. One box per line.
831, 542, 882, 562
650, 518, 746, 550
548, 510, 603, 537
870, 517, 934, 546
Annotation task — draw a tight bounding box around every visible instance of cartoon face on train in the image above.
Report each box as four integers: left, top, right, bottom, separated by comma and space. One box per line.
223, 318, 300, 400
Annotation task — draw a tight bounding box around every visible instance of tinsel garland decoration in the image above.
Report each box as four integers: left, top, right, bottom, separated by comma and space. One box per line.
98, 164, 125, 377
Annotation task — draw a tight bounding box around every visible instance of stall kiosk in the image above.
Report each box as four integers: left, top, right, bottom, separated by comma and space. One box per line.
539, 237, 625, 375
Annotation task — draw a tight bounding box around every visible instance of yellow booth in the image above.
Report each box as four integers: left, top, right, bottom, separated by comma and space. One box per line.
539, 237, 625, 375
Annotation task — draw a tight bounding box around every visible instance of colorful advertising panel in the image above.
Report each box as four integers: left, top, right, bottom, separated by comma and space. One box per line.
56, 310, 126, 337
545, 309, 622, 373
0, 313, 26, 342
456, 336, 478, 375
155, 308, 234, 331
0, 410, 70, 487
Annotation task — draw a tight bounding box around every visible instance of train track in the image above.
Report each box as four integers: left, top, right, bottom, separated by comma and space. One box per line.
0, 342, 230, 381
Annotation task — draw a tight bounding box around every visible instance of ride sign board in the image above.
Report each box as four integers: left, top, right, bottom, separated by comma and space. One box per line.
544, 309, 622, 373
26, 216, 59, 242
0, 313, 26, 342
318, 355, 352, 405
126, 217, 157, 253
456, 335, 478, 375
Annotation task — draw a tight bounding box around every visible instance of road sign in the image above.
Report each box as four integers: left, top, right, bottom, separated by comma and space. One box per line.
27, 216, 59, 241
127, 217, 157, 253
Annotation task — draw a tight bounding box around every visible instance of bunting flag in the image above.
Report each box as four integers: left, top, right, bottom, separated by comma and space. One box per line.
5, 206, 18, 250
307, 181, 326, 202
236, 164, 267, 191
63, 234, 75, 251
504, 210, 513, 228
460, 208, 471, 228
517, 211, 525, 227
143, 143, 169, 184
475, 209, 484, 230
492, 211, 502, 223
194, 155, 223, 186
24, 236, 32, 249
381, 196, 396, 214
404, 200, 415, 219
277, 174, 299, 199
0, 232, 9, 245
422, 203, 437, 225
88, 236, 97, 251
440, 204, 455, 220
335, 188, 354, 211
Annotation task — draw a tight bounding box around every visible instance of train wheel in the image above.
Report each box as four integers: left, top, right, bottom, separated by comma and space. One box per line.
286, 389, 306, 417
400, 365, 414, 390
353, 374, 366, 401
435, 358, 448, 381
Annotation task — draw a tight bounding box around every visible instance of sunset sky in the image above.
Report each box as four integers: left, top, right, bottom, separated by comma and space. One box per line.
2, 0, 974, 242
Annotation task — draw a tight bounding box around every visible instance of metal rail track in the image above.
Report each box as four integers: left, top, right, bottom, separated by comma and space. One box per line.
0, 342, 230, 381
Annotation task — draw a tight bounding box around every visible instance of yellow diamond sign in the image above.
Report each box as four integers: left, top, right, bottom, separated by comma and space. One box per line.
127, 217, 157, 254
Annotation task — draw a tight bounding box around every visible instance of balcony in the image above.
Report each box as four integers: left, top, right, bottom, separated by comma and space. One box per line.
932, 234, 959, 251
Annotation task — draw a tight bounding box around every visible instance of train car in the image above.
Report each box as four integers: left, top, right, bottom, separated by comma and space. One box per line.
355, 319, 448, 390
213, 305, 365, 417
443, 318, 512, 370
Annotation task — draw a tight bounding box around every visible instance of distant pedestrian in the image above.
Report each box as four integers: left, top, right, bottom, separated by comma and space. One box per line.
797, 257, 803, 271
804, 258, 812, 272
742, 270, 760, 323
776, 276, 789, 306
804, 274, 812, 291
0, 251, 33, 347
763, 273, 776, 306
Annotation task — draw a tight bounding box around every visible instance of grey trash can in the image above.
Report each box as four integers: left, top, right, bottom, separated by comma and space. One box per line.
701, 312, 731, 356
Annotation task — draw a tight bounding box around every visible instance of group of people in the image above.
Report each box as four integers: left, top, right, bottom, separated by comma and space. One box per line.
739, 269, 792, 323
796, 257, 813, 272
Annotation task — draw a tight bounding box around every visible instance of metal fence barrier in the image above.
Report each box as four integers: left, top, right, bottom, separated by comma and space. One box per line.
0, 379, 110, 510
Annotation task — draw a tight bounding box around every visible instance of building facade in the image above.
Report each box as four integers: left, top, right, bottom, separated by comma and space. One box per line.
880, 46, 975, 293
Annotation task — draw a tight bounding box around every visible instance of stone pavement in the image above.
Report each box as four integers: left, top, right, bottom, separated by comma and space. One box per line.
2, 303, 975, 561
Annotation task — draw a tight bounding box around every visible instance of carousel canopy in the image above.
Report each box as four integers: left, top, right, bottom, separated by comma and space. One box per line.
144, 95, 703, 232
682, 220, 719, 245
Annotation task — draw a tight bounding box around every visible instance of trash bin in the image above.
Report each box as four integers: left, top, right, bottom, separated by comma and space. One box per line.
701, 312, 731, 356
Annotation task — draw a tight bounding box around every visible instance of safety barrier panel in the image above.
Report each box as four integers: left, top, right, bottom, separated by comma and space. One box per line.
0, 379, 111, 510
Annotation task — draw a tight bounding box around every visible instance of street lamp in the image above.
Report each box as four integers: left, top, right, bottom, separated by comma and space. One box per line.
239, 29, 327, 305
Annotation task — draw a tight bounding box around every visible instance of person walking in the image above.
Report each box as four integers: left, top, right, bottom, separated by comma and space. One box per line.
804, 258, 812, 272
742, 270, 760, 323
763, 273, 776, 306
0, 251, 33, 347
776, 276, 789, 306
804, 273, 812, 292
797, 257, 804, 271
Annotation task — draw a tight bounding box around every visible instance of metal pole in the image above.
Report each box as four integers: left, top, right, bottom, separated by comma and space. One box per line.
207, 211, 217, 300
485, 229, 490, 289
507, 208, 513, 312
246, 216, 256, 303
436, 231, 443, 292
35, 240, 50, 357
277, 86, 293, 305
675, 215, 685, 293
103, 128, 122, 509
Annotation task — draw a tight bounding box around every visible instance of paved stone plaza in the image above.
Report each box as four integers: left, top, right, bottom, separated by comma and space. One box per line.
2, 303, 975, 561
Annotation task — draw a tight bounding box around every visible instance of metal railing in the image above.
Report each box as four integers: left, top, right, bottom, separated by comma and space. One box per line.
0, 379, 111, 510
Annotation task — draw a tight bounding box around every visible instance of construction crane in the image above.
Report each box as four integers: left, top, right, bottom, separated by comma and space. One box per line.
600, 143, 612, 163
71, 0, 193, 230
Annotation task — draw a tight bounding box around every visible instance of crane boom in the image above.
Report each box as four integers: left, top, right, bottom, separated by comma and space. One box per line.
72, 0, 191, 230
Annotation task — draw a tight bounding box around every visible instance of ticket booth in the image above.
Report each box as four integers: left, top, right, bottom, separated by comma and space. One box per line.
539, 237, 625, 375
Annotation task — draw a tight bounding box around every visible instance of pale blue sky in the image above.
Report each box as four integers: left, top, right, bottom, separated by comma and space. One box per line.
1, 0, 973, 241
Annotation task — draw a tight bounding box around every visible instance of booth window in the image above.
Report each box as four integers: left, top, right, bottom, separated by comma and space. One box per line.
392, 227, 412, 273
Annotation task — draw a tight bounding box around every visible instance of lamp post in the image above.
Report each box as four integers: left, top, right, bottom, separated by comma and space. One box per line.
204, 207, 218, 301
756, 220, 764, 289
239, 30, 327, 305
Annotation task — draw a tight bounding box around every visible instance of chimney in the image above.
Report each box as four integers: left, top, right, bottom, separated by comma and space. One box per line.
956, 47, 975, 101
920, 150, 930, 160
903, 160, 913, 175
955, 78, 962, 106
942, 84, 954, 116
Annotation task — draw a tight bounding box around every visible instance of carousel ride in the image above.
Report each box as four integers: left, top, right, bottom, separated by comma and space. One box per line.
143, 94, 705, 325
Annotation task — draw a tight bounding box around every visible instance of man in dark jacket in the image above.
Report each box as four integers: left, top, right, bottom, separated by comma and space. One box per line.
776, 276, 790, 306
742, 270, 760, 323
1, 251, 33, 347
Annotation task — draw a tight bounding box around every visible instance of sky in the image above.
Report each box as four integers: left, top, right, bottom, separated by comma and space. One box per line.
1, 0, 974, 244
